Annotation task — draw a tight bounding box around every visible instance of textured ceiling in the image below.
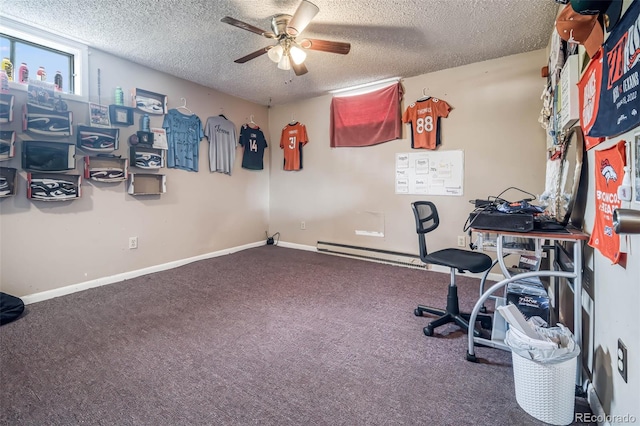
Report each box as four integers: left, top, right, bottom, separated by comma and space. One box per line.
1, 0, 559, 106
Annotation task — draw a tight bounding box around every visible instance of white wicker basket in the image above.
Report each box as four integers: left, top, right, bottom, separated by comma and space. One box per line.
512, 351, 578, 425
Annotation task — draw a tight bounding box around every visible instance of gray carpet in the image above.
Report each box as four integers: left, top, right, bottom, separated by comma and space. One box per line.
0, 246, 593, 425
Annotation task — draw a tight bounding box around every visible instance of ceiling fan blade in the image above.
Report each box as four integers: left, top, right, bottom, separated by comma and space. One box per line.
290, 57, 308, 76
221, 16, 275, 38
234, 47, 271, 64
299, 39, 351, 55
286, 0, 319, 36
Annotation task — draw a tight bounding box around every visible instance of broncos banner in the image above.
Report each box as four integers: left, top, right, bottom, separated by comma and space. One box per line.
589, 0, 640, 138
588, 141, 626, 264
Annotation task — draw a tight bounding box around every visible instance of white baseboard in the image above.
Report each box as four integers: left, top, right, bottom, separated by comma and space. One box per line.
587, 382, 610, 426
21, 241, 266, 305
277, 241, 317, 252
280, 240, 504, 282
21, 240, 504, 306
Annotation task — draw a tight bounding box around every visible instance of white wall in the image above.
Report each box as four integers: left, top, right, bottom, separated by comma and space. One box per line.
266, 48, 639, 422
0, 48, 271, 297
585, 134, 640, 422
1, 31, 637, 423
267, 50, 548, 256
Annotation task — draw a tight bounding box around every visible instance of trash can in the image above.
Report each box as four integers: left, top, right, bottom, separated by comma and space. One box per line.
504, 324, 580, 426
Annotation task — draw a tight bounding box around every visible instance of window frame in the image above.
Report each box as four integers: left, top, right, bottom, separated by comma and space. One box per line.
0, 16, 89, 101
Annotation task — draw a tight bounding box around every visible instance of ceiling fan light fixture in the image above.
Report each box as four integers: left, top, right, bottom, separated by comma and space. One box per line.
289, 44, 307, 65
268, 44, 284, 63
277, 54, 291, 70
286, 0, 319, 36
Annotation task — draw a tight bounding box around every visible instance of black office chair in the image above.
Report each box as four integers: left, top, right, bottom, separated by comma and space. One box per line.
411, 201, 493, 337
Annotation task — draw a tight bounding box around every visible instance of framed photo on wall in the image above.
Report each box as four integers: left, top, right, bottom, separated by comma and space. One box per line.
109, 105, 134, 126
89, 103, 111, 127
134, 88, 167, 115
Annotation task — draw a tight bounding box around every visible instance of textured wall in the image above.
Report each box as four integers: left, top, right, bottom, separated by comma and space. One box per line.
267, 50, 548, 256
0, 48, 270, 297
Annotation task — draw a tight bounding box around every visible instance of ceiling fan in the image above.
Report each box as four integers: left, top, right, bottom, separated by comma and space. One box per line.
220, 0, 351, 76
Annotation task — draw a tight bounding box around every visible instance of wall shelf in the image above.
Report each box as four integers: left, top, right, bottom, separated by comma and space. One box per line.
130, 146, 164, 169
0, 167, 17, 197
84, 156, 128, 182
127, 173, 166, 195
0, 130, 16, 161
27, 172, 81, 201
77, 125, 119, 153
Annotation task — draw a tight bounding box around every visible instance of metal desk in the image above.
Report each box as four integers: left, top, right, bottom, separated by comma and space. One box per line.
466, 226, 589, 387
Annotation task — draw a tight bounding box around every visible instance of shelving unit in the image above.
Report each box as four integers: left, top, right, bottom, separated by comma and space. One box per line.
84, 156, 128, 182
22, 140, 76, 172
0, 130, 16, 161
130, 146, 164, 169
27, 172, 81, 201
77, 125, 119, 153
0, 167, 17, 197
0, 93, 15, 123
127, 173, 166, 195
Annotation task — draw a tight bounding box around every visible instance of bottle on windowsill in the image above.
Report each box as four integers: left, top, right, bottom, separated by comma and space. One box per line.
36, 66, 46, 81
18, 62, 28, 84
1, 57, 13, 82
54, 71, 63, 91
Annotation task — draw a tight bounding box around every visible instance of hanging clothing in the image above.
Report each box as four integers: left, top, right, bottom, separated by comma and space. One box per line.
163, 109, 203, 172
588, 141, 626, 264
204, 115, 237, 175
588, 0, 640, 138
577, 47, 605, 150
402, 97, 452, 150
239, 124, 268, 170
280, 122, 308, 171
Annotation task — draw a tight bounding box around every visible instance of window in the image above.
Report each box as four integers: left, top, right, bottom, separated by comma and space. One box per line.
0, 17, 88, 99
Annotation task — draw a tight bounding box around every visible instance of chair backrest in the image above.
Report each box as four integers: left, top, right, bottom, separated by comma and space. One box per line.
411, 201, 440, 259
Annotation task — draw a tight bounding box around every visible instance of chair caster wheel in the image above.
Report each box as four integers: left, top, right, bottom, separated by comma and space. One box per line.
466, 351, 478, 362
423, 326, 434, 336
414, 308, 423, 317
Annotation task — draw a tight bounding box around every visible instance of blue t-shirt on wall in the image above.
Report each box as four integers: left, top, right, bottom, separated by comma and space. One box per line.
163, 109, 204, 172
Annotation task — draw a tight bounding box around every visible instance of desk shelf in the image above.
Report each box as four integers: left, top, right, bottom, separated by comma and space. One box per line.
467, 227, 590, 388
475, 232, 537, 255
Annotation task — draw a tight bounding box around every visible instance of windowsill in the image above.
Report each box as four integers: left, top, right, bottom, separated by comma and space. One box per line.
7, 80, 87, 103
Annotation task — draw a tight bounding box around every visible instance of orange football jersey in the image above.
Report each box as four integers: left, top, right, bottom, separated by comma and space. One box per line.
402, 98, 451, 149
280, 122, 308, 171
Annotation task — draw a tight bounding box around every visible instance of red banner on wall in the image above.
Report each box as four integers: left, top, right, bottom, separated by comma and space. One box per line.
330, 83, 403, 147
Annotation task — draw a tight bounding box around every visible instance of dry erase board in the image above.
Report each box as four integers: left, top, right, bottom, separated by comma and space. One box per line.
395, 150, 464, 196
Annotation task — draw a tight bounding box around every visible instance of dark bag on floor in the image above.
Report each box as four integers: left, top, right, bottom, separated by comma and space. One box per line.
0, 292, 25, 325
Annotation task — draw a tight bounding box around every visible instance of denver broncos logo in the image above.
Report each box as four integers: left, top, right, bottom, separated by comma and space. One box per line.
600, 158, 618, 185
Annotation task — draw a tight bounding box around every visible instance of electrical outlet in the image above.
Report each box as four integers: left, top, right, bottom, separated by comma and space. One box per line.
300, 221, 306, 230
128, 236, 138, 249
618, 338, 628, 383
457, 235, 466, 247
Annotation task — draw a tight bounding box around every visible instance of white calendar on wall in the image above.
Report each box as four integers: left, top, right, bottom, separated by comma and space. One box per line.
395, 150, 464, 196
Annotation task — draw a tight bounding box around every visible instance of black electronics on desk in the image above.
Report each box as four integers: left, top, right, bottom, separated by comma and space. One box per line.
468, 210, 534, 233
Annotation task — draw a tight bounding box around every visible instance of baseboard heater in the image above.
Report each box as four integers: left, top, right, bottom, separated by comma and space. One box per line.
317, 241, 425, 269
